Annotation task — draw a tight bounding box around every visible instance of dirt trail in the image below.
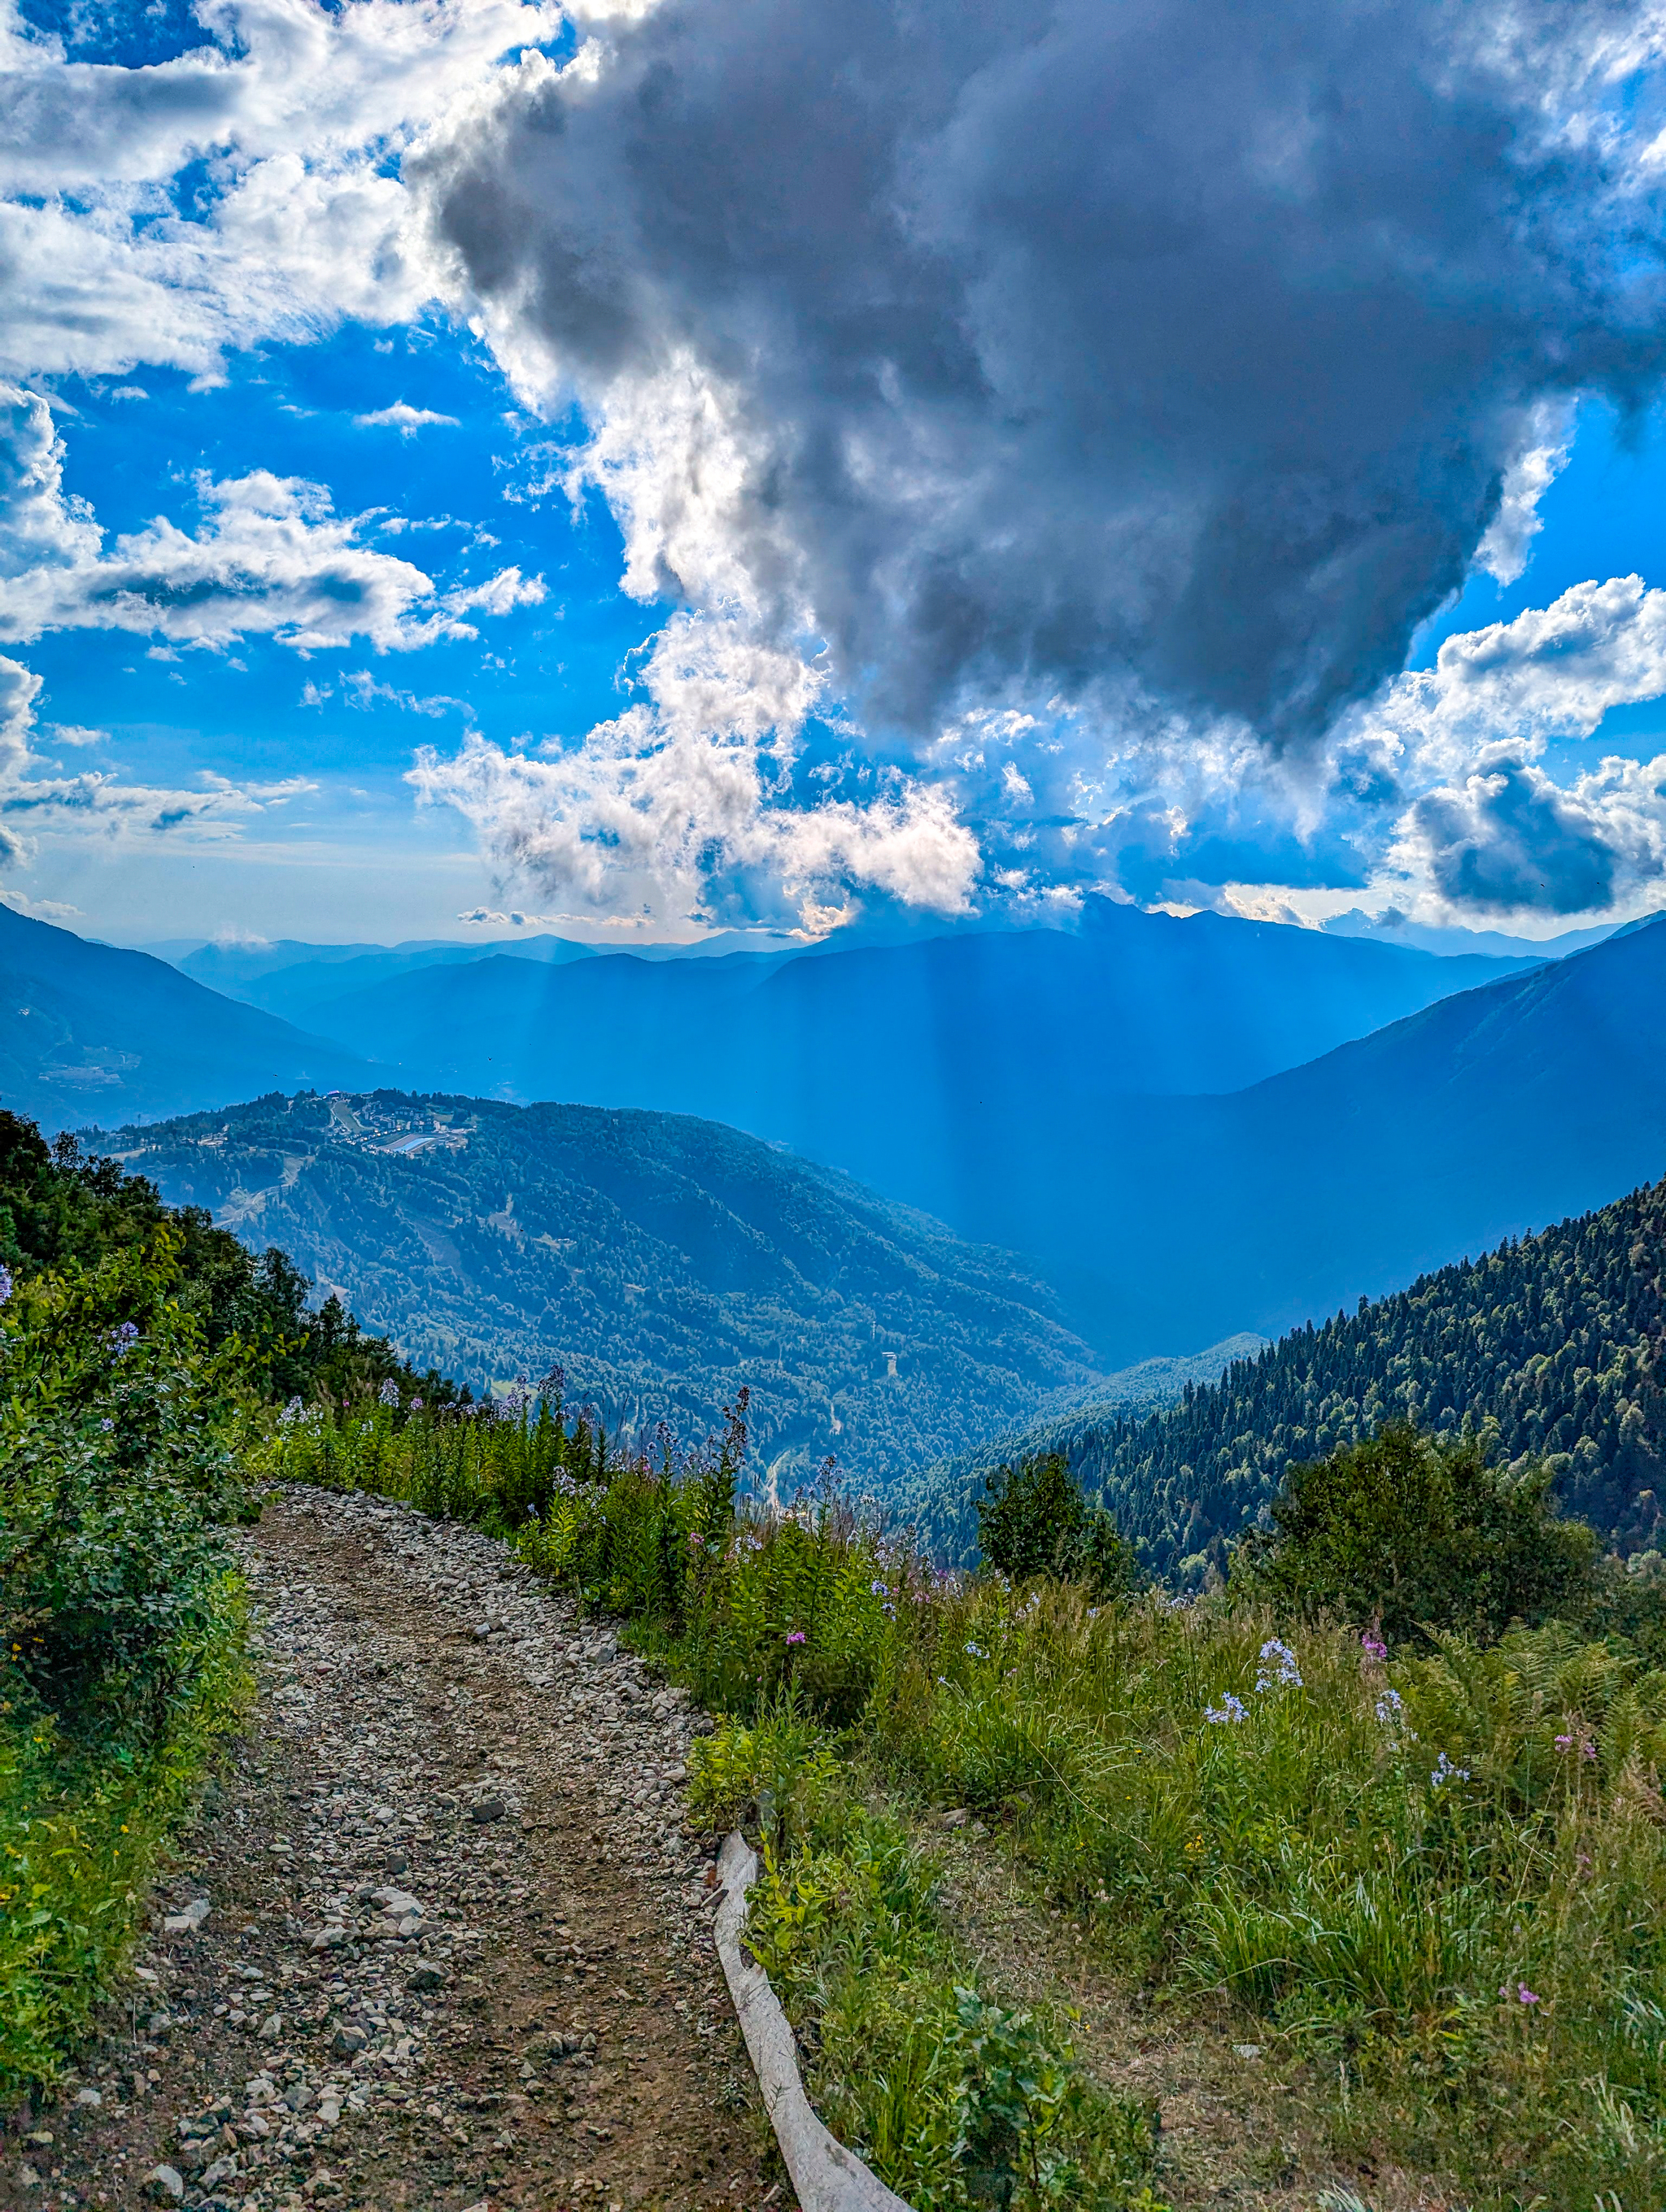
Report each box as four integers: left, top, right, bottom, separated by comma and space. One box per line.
2, 1487, 778, 2212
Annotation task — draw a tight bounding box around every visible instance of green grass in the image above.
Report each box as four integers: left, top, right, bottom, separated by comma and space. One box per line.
268, 1394, 1666, 2207
0, 1570, 251, 2097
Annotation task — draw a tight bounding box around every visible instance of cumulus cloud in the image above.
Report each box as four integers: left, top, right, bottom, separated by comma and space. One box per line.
0, 0, 558, 380
415, 0, 1666, 749
0, 644, 318, 870
411, 615, 981, 929
0, 384, 541, 651
354, 403, 460, 433
1294, 573, 1666, 915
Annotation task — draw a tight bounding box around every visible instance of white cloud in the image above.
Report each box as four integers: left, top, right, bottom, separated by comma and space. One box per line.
0, 644, 322, 874
1474, 403, 1574, 586
354, 402, 461, 433
0, 383, 540, 652
412, 613, 980, 929
0, 888, 81, 919
0, 0, 559, 381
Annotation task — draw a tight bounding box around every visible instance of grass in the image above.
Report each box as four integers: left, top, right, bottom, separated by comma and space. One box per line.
0, 1570, 251, 2099
265, 1391, 1666, 2208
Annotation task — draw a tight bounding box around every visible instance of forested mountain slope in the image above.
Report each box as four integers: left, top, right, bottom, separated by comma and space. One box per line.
0, 904, 373, 1131
913, 1171, 1666, 1579
94, 1088, 1099, 1487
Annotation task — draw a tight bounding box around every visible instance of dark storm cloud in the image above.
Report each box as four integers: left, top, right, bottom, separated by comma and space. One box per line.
420, 0, 1666, 747
1409, 755, 1621, 913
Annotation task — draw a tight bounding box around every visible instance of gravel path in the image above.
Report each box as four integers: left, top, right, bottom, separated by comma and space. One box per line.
3, 1487, 780, 2212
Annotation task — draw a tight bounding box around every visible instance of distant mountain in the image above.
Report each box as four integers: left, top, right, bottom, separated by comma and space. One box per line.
263, 899, 1533, 1240
982, 913, 1666, 1362
1320, 908, 1632, 960
0, 905, 373, 1131
177, 934, 600, 1025
94, 1088, 1101, 1488
909, 1170, 1666, 1581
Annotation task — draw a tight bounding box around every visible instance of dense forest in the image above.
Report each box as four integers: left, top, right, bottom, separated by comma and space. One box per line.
94, 1088, 1098, 1487
913, 1173, 1666, 1578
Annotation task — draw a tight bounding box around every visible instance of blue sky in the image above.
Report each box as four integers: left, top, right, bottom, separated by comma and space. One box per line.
5, 0, 1666, 951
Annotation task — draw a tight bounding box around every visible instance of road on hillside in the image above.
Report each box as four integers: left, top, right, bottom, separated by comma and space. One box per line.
4, 1489, 780, 2212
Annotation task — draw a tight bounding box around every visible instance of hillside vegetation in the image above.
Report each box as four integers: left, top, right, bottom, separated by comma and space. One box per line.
915, 1169, 1666, 1580
0, 1111, 443, 2095
98, 1088, 1100, 1487
272, 1387, 1666, 2209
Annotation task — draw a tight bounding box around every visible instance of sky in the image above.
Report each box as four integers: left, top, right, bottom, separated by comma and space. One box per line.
4, 0, 1666, 951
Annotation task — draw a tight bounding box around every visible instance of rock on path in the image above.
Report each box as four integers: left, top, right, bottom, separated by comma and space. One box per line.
3, 1486, 782, 2212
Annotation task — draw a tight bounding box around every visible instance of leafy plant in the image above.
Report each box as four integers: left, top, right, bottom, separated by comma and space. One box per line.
977, 1452, 1138, 1597
1238, 1422, 1598, 1641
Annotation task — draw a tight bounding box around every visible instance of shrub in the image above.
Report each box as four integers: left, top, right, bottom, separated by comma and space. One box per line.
0, 1226, 254, 2093
1237, 1422, 1598, 1642
976, 1452, 1139, 1597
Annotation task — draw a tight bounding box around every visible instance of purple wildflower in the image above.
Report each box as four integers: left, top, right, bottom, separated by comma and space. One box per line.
1360, 1631, 1388, 1660
108, 1321, 139, 1360
1205, 1693, 1248, 1725
100, 1417, 114, 1433
785, 1629, 807, 1646
1430, 1751, 1470, 1789
1516, 1983, 1539, 2005
1254, 1637, 1302, 1692
378, 1378, 400, 1407
1555, 1733, 1574, 1751
0, 1264, 11, 1305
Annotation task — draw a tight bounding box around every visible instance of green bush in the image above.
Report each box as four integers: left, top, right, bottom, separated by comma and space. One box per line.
0, 1226, 255, 2092
1237, 1422, 1598, 1642
977, 1453, 1138, 1599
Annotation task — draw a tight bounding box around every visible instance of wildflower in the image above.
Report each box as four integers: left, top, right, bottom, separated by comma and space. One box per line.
688, 1531, 706, 1551
1375, 1687, 1404, 1726
1554, 1732, 1574, 1752
99, 1417, 114, 1434
870, 1578, 891, 1598
1205, 1693, 1248, 1725
882, 1603, 896, 1620
1254, 1637, 1302, 1692
964, 1640, 987, 1659
1430, 1751, 1470, 1789
1516, 1983, 1539, 2006
785, 1629, 807, 1646
410, 1396, 423, 1413
1583, 1739, 1598, 1761
378, 1379, 400, 1407
279, 1396, 305, 1426
0, 1264, 11, 1304
108, 1321, 139, 1359
1360, 1630, 1388, 1661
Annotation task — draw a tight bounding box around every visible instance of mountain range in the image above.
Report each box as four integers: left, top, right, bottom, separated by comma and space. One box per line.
95, 1087, 1100, 1489
166, 905, 1664, 1365
0, 901, 371, 1130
